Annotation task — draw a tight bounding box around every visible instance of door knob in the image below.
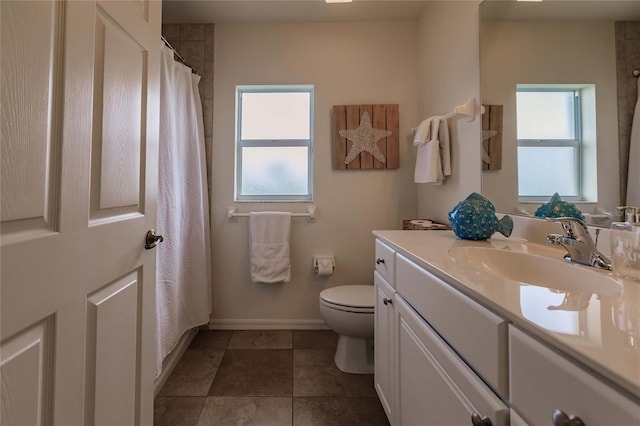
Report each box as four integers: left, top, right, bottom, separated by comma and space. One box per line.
145, 229, 164, 249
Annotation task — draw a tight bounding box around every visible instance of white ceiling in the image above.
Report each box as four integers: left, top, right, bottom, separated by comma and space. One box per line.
162, 0, 640, 24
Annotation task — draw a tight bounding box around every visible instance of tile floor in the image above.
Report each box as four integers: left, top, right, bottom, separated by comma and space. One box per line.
154, 329, 390, 426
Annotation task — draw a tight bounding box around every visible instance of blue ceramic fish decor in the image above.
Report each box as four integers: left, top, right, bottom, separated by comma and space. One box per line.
448, 193, 513, 240
534, 193, 584, 220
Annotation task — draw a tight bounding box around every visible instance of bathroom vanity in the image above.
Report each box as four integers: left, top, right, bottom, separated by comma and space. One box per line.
373, 230, 640, 426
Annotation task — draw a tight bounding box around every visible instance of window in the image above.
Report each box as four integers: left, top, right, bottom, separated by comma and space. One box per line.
235, 85, 313, 201
516, 86, 584, 201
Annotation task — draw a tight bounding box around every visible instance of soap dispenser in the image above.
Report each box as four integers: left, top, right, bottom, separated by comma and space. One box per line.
610, 220, 640, 281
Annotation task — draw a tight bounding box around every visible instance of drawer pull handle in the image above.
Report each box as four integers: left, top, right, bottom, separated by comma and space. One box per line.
383, 297, 392, 306
376, 258, 385, 265
552, 409, 585, 426
471, 412, 492, 426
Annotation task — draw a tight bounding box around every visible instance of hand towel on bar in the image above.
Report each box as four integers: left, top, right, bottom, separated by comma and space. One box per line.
413, 116, 434, 147
439, 116, 452, 178
249, 211, 292, 283
413, 116, 451, 184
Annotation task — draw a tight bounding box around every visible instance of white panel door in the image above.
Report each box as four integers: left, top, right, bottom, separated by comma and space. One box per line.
1, 1, 161, 425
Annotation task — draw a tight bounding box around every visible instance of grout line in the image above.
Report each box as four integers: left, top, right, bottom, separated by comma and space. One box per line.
155, 330, 382, 425
193, 396, 206, 426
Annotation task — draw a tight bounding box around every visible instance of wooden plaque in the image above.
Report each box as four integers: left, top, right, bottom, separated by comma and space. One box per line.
482, 104, 503, 171
332, 104, 399, 170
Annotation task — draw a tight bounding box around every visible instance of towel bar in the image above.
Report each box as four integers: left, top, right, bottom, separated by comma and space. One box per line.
410, 97, 477, 134
227, 205, 316, 222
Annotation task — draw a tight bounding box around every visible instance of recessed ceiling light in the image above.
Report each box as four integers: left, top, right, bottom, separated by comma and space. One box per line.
325, 0, 353, 3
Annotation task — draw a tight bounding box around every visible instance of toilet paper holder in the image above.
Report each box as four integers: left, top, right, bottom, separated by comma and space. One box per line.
313, 256, 335, 274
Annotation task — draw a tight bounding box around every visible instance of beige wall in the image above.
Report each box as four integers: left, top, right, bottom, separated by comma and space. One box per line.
415, 1, 482, 223
480, 21, 619, 215
210, 20, 419, 327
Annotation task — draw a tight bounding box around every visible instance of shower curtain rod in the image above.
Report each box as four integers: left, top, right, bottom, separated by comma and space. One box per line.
161, 35, 199, 75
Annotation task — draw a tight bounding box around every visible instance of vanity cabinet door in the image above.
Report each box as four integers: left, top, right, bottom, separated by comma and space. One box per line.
509, 326, 640, 425
374, 271, 396, 424
396, 296, 509, 426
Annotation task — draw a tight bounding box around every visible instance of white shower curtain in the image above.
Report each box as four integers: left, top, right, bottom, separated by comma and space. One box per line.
155, 44, 211, 378
627, 76, 640, 206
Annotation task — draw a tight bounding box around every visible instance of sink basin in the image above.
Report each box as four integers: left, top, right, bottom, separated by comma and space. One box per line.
448, 246, 621, 296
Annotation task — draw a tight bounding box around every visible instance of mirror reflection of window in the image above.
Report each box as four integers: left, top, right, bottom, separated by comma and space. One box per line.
515, 84, 597, 202
517, 91, 576, 140
520, 286, 583, 336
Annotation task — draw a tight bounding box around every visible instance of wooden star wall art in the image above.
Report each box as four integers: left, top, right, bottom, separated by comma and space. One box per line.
333, 104, 399, 170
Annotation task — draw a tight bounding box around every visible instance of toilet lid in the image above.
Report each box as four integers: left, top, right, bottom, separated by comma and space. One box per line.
320, 285, 374, 308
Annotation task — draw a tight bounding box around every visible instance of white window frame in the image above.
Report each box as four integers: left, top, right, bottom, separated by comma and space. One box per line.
516, 86, 582, 202
235, 85, 314, 202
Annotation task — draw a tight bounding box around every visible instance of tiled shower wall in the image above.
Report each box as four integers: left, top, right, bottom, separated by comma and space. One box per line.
615, 21, 640, 205
161, 24, 215, 190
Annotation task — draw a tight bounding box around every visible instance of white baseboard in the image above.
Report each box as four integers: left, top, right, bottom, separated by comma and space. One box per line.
207, 318, 329, 330
154, 327, 199, 397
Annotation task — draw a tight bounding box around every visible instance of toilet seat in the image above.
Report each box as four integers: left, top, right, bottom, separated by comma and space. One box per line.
320, 285, 374, 313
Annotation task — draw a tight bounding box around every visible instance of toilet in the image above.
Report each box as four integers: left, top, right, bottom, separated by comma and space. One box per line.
319, 285, 375, 374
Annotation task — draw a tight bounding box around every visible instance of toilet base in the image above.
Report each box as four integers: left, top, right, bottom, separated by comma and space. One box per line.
334, 335, 374, 374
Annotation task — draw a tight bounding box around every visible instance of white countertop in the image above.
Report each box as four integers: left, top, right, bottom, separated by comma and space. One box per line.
373, 229, 640, 401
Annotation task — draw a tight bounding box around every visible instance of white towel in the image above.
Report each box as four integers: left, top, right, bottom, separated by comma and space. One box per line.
249, 212, 292, 283
439, 116, 452, 178
413, 116, 451, 184
413, 116, 434, 147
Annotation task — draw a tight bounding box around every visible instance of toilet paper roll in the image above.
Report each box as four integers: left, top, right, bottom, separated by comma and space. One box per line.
316, 259, 334, 276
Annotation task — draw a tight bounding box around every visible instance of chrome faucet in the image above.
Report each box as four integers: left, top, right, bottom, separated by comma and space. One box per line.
546, 217, 613, 271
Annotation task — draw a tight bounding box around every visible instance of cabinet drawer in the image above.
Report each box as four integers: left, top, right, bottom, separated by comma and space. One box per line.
509, 326, 640, 425
396, 253, 508, 396
375, 240, 396, 286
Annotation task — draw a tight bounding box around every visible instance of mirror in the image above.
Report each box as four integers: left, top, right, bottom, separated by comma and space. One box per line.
480, 0, 640, 227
